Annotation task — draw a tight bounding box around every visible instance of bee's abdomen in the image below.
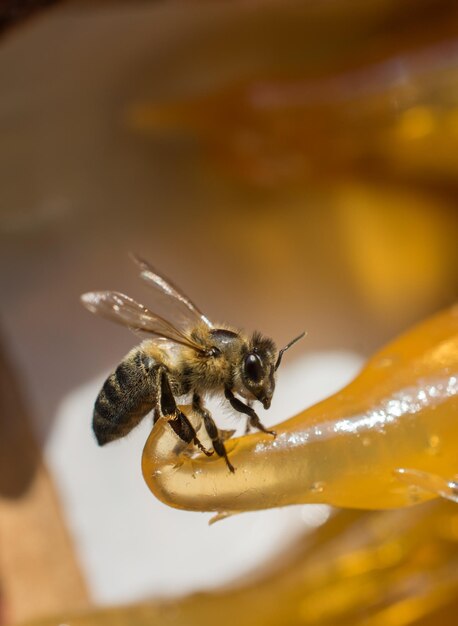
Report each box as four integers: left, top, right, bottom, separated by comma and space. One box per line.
93, 350, 157, 445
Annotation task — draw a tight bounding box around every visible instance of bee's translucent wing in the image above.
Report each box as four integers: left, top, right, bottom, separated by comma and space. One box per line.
131, 254, 213, 329
81, 291, 206, 353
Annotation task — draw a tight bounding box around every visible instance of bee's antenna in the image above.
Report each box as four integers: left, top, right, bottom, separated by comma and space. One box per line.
275, 331, 306, 371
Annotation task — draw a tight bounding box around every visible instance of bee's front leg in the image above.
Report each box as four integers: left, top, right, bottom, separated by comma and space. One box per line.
192, 393, 235, 473
224, 388, 276, 437
244, 400, 253, 434
159, 370, 213, 457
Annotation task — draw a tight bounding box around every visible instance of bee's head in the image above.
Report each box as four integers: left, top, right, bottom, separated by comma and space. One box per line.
241, 331, 305, 409
241, 332, 276, 409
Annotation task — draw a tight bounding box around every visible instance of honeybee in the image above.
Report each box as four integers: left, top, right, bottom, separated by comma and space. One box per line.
81, 256, 304, 472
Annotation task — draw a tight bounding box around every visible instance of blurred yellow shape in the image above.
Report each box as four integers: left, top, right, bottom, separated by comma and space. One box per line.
397, 107, 436, 140
336, 191, 453, 322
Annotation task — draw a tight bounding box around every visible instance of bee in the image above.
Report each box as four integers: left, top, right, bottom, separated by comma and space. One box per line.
81, 256, 304, 472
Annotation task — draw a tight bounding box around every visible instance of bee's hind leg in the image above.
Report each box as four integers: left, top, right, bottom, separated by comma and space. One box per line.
192, 394, 235, 473
159, 370, 213, 457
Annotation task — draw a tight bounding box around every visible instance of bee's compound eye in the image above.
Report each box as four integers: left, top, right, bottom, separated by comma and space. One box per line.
244, 353, 263, 383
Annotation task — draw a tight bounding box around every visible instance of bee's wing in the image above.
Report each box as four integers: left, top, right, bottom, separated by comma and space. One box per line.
131, 254, 213, 329
81, 291, 207, 353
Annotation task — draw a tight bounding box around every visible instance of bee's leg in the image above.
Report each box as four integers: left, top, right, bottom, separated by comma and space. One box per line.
244, 401, 253, 434
224, 388, 276, 437
153, 406, 160, 424
192, 394, 235, 473
159, 370, 213, 457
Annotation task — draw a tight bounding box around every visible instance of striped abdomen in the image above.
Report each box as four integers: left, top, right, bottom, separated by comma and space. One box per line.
93, 349, 158, 445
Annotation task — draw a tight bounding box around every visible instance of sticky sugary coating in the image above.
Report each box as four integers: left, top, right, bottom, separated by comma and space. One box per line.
142, 306, 458, 516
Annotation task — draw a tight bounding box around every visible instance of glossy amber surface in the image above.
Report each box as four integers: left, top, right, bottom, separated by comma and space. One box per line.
142, 306, 458, 516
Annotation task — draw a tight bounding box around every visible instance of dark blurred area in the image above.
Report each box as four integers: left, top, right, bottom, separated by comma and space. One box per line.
0, 0, 60, 36
0, 1, 457, 623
